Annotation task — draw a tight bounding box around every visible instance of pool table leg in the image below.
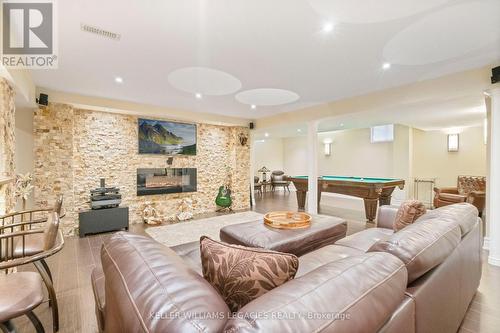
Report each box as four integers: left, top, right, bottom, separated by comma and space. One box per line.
296, 190, 307, 210
363, 198, 378, 223
379, 187, 396, 206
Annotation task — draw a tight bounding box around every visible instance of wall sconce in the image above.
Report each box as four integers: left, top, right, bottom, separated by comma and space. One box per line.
447, 134, 459, 152
323, 138, 333, 156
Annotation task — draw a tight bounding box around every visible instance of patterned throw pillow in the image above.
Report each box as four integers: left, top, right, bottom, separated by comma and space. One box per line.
394, 200, 427, 232
200, 236, 299, 312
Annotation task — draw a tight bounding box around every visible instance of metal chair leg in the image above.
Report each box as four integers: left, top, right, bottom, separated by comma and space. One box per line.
39, 259, 53, 306
26, 311, 45, 333
0, 321, 15, 333
34, 261, 59, 332
40, 259, 53, 283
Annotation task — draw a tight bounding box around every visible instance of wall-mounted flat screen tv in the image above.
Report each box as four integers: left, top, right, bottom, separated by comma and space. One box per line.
138, 118, 197, 155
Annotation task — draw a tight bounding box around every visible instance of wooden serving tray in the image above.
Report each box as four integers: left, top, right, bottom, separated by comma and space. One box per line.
264, 211, 312, 229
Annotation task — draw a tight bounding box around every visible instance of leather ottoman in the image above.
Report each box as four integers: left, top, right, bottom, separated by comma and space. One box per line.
219, 215, 347, 256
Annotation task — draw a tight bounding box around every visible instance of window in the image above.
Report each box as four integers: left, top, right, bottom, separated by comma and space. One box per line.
371, 124, 394, 143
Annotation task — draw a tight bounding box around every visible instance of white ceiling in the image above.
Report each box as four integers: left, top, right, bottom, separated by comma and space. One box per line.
252, 97, 487, 140
31, 0, 500, 120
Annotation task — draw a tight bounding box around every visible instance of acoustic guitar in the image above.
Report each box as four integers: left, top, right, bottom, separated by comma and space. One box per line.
215, 185, 232, 210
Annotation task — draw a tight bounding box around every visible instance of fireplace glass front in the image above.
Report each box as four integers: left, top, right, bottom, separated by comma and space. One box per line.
137, 168, 197, 196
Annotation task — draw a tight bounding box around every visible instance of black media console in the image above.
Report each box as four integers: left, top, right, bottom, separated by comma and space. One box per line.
79, 206, 129, 237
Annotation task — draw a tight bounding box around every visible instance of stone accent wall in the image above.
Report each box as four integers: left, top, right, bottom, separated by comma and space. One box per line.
34, 103, 250, 235
33, 104, 75, 232
0, 78, 16, 215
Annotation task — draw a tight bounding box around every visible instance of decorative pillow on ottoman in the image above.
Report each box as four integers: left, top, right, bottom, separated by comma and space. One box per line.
200, 236, 299, 312
394, 200, 427, 232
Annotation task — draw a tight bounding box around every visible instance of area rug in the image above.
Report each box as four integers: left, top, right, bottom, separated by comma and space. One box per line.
145, 211, 264, 247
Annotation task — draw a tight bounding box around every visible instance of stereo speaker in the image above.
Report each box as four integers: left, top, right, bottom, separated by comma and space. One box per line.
37, 93, 49, 106
492, 66, 500, 84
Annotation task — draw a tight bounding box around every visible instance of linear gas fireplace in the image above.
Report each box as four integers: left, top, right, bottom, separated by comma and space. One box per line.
137, 168, 197, 196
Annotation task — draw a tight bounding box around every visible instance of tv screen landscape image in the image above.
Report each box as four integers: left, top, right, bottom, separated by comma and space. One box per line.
138, 118, 197, 155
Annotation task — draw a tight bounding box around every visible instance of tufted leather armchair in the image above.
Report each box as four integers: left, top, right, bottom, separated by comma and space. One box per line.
270, 170, 291, 192
434, 176, 486, 216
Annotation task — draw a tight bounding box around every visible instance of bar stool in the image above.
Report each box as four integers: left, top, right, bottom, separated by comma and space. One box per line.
0, 272, 45, 333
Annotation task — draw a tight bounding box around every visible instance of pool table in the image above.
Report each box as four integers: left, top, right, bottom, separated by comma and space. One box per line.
287, 176, 405, 222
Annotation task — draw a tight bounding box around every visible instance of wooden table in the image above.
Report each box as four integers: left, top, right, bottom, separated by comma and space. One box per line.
287, 176, 405, 222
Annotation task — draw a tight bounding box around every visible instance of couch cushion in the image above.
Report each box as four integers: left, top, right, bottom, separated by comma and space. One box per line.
416, 203, 478, 237
101, 232, 229, 333
297, 245, 362, 277
368, 218, 461, 284
437, 193, 467, 203
224, 253, 407, 333
171, 241, 202, 274
334, 228, 394, 252
200, 236, 298, 312
393, 200, 426, 232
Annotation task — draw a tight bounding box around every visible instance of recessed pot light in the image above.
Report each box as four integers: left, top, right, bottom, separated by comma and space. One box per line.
251, 104, 257, 110
382, 62, 391, 70
322, 22, 335, 33
195, 93, 203, 99
114, 76, 123, 84
297, 129, 302, 132
265, 133, 269, 137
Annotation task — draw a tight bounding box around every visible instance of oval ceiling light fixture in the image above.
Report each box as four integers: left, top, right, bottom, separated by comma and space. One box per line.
168, 67, 242, 96
382, 62, 391, 70
383, 1, 500, 65
307, 0, 449, 23
114, 76, 124, 84
235, 88, 300, 106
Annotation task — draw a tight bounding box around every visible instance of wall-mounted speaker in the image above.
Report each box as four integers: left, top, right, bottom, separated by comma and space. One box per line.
36, 93, 49, 106
492, 66, 500, 84
249, 122, 254, 130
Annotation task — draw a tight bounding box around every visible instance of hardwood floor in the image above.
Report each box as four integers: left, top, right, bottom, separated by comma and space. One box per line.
9, 191, 500, 332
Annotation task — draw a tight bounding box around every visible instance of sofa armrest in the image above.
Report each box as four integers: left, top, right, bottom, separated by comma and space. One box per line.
469, 190, 485, 199
91, 265, 106, 332
468, 191, 486, 214
377, 205, 399, 229
434, 187, 459, 195
438, 193, 467, 203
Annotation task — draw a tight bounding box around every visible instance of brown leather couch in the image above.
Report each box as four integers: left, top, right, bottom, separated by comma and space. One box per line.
92, 203, 481, 333
434, 175, 486, 216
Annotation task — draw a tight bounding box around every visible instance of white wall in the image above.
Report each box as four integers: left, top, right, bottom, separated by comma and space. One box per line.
413, 126, 487, 187
283, 136, 309, 176
15, 107, 35, 209
318, 128, 394, 177
253, 138, 284, 179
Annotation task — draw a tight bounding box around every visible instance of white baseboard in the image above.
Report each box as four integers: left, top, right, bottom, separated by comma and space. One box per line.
483, 237, 490, 250
488, 255, 500, 267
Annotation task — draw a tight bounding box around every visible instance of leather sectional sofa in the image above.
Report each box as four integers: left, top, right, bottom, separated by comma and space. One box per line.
91, 203, 481, 333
